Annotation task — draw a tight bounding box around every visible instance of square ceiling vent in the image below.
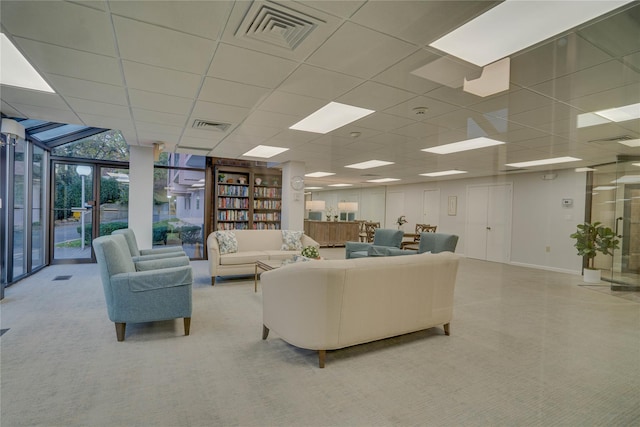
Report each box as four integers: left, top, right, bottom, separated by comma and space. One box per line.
235, 0, 324, 51
192, 119, 231, 133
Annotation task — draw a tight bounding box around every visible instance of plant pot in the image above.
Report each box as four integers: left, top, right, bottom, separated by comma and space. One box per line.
583, 268, 601, 283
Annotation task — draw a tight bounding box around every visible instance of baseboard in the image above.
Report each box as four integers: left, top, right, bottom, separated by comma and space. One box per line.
509, 261, 581, 275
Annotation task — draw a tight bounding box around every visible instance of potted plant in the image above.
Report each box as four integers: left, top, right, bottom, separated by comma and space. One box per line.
301, 245, 321, 260
570, 221, 619, 283
396, 215, 408, 230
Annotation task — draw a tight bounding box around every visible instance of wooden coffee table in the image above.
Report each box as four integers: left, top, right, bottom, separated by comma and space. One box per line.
254, 259, 285, 292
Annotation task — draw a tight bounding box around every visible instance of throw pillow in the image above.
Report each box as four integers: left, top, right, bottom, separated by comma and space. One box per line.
215, 230, 238, 255
281, 230, 304, 250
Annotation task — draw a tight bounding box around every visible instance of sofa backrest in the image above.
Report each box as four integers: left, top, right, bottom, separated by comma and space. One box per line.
418, 233, 459, 254
373, 228, 403, 248
229, 229, 304, 252
112, 228, 140, 256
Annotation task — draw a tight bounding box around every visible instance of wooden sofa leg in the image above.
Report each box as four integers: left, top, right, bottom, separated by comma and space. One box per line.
443, 323, 450, 336
318, 350, 326, 368
115, 323, 126, 341
262, 324, 270, 340
184, 317, 191, 336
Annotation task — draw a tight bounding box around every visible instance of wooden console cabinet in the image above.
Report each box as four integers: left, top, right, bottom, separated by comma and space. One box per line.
304, 220, 359, 247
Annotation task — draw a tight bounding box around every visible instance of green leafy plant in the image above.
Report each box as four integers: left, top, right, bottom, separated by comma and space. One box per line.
396, 215, 407, 226
301, 246, 320, 259
570, 222, 619, 269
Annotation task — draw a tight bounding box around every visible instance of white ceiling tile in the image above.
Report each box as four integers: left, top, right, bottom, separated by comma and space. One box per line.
278, 65, 364, 100
352, 0, 499, 45
113, 16, 216, 74
337, 81, 415, 111
1, 1, 116, 55
178, 136, 220, 150
243, 110, 299, 129
384, 95, 459, 122
136, 121, 183, 136
182, 127, 229, 142
13, 38, 123, 86
200, 78, 270, 108
191, 101, 249, 124
13, 104, 80, 124
391, 121, 445, 139
306, 22, 417, 79
133, 109, 187, 127
353, 112, 416, 132
0, 86, 69, 109
66, 97, 131, 119
208, 43, 298, 88
128, 90, 194, 116
76, 113, 134, 132
48, 75, 127, 106
293, 0, 365, 18
122, 61, 202, 98
109, 0, 232, 40
258, 91, 326, 117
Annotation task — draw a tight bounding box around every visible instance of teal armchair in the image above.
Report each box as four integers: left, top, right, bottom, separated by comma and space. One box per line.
418, 233, 459, 254
112, 228, 186, 259
345, 229, 404, 259
93, 234, 193, 342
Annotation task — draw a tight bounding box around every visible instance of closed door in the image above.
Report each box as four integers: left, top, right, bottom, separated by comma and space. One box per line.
422, 189, 440, 226
466, 184, 512, 262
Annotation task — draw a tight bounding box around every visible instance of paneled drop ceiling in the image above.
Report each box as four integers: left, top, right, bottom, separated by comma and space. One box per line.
1, 0, 639, 187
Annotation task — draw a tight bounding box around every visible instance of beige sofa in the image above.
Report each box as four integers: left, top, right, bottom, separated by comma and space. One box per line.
261, 252, 459, 367
207, 229, 319, 285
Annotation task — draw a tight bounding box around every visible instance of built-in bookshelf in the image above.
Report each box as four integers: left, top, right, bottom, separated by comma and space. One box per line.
213, 165, 281, 231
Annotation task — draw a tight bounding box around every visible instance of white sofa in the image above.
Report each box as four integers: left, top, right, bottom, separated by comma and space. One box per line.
206, 229, 319, 285
261, 252, 459, 367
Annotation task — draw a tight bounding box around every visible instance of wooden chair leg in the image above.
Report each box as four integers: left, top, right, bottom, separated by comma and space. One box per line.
262, 324, 270, 340
318, 350, 326, 368
184, 317, 191, 336
211, 277, 216, 286
115, 323, 126, 341
443, 323, 450, 336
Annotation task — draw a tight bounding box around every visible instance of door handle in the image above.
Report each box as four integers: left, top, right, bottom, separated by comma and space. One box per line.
486, 226, 491, 230
615, 217, 623, 238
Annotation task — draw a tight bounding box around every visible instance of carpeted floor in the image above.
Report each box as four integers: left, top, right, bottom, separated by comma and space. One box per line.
1, 251, 639, 426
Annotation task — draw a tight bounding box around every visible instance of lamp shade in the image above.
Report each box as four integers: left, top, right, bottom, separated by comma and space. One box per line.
338, 201, 358, 212
1, 118, 25, 140
305, 200, 326, 211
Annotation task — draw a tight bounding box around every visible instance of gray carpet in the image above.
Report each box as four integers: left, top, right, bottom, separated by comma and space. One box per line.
1, 253, 639, 426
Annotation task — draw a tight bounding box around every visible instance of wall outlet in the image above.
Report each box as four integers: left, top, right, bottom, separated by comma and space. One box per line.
545, 246, 551, 253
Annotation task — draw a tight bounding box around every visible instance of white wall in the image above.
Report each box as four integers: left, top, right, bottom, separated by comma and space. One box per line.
313, 170, 586, 273
281, 161, 305, 231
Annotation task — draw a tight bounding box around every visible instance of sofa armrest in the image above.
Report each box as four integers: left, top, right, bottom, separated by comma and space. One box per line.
207, 233, 222, 277
132, 252, 186, 262
135, 256, 190, 271
301, 234, 320, 249
139, 246, 184, 256
111, 265, 193, 292
345, 241, 371, 259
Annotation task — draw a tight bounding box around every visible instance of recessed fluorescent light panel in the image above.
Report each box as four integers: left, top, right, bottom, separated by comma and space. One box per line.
575, 167, 597, 172
305, 172, 335, 178
505, 156, 581, 168
304, 186, 323, 190
366, 178, 401, 183
420, 170, 467, 177
242, 145, 289, 158
0, 33, 55, 93
611, 175, 640, 184
345, 160, 394, 170
633, 163, 640, 167
594, 186, 617, 191
328, 183, 353, 187
578, 103, 640, 128
429, 0, 633, 66
422, 137, 504, 154
289, 102, 375, 134
618, 139, 640, 148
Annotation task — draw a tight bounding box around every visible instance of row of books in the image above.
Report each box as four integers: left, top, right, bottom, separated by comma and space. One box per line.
253, 199, 282, 209
253, 212, 281, 221
218, 197, 249, 209
217, 210, 249, 221
253, 187, 281, 198
218, 185, 249, 197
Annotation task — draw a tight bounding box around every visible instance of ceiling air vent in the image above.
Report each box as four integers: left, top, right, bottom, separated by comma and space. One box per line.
588, 135, 634, 143
499, 168, 528, 173
192, 119, 231, 133
235, 1, 324, 51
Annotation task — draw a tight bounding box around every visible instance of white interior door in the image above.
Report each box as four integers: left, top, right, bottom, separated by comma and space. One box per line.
422, 189, 440, 226
466, 186, 489, 259
466, 184, 512, 263
385, 192, 404, 228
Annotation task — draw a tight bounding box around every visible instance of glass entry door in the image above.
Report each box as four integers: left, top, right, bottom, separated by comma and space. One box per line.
609, 158, 640, 289
51, 162, 129, 263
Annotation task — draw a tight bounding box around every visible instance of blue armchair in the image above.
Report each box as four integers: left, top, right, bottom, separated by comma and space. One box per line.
93, 234, 193, 342
112, 228, 186, 259
418, 232, 459, 254
345, 229, 404, 259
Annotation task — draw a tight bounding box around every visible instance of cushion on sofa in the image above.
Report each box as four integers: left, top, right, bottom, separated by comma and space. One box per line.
214, 230, 238, 254
219, 251, 268, 265
281, 230, 304, 250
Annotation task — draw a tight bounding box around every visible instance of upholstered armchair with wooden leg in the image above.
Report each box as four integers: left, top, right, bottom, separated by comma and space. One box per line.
93, 235, 193, 342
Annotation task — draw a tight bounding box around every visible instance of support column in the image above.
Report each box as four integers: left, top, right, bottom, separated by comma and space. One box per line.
280, 161, 305, 231
128, 146, 154, 248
